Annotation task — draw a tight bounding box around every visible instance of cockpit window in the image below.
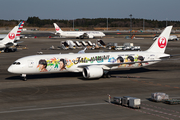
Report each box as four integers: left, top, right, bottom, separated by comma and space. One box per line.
13, 62, 21, 65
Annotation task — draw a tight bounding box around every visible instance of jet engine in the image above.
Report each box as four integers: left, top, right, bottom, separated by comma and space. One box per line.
82, 66, 103, 79
88, 34, 94, 39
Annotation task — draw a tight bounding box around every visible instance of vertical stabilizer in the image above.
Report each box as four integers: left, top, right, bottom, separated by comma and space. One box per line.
53, 23, 63, 33
2, 26, 19, 44
146, 26, 172, 53
16, 21, 24, 37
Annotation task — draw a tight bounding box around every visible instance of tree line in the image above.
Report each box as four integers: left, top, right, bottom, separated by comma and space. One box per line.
0, 16, 180, 28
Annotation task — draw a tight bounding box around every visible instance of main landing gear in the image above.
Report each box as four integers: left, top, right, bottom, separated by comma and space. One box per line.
103, 71, 111, 78
21, 74, 27, 81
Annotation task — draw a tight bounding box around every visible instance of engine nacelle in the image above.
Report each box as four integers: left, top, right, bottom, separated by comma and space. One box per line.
82, 66, 103, 79
88, 34, 94, 39
13, 43, 18, 46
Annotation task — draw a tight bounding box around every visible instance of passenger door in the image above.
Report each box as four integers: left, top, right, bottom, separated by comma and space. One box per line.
28, 60, 34, 68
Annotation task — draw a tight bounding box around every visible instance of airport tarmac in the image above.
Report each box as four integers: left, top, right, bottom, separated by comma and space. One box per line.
0, 37, 180, 120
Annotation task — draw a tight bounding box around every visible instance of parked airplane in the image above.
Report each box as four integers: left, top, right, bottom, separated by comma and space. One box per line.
0, 26, 19, 52
8, 26, 173, 81
0, 21, 24, 41
153, 35, 179, 41
54, 23, 105, 39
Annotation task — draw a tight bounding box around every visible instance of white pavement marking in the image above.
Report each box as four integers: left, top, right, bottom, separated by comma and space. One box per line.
0, 102, 108, 114
10, 106, 37, 110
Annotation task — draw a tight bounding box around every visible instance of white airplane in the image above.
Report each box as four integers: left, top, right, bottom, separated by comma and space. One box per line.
0, 21, 24, 41
0, 26, 19, 52
8, 26, 173, 81
153, 35, 179, 41
54, 23, 105, 39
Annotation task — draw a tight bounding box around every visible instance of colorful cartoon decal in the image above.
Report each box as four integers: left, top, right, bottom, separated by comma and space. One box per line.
114, 54, 148, 68
116, 56, 124, 67
37, 55, 110, 72
36, 54, 149, 72
37, 59, 48, 72
37, 57, 70, 72
137, 56, 144, 67
59, 59, 66, 71
127, 56, 134, 67
72, 55, 110, 64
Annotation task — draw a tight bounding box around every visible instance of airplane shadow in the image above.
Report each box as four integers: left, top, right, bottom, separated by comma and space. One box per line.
5, 72, 83, 81
145, 98, 160, 103
111, 68, 160, 74
5, 68, 165, 81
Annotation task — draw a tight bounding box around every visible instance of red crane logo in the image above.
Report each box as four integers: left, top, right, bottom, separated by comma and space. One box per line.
158, 37, 166, 48
56, 27, 60, 31
8, 33, 15, 40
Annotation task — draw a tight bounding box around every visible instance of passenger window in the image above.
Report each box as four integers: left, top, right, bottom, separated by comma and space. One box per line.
16, 62, 20, 65
12, 62, 20, 65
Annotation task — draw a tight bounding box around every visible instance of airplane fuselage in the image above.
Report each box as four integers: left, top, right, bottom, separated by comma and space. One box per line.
59, 31, 105, 38
8, 51, 164, 75
8, 26, 173, 80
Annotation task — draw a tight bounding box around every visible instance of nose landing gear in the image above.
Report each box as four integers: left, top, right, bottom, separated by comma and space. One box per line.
21, 74, 27, 81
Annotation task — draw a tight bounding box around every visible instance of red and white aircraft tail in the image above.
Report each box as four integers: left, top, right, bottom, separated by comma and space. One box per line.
53, 23, 63, 34
147, 26, 172, 53
16, 21, 24, 37
15, 21, 25, 40
1, 26, 19, 44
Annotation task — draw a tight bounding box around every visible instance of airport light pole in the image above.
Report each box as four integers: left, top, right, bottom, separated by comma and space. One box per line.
129, 14, 132, 36
166, 18, 168, 27
143, 19, 145, 31
107, 18, 108, 31
73, 19, 74, 30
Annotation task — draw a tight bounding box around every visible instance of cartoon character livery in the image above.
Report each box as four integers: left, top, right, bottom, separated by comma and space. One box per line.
8, 26, 172, 81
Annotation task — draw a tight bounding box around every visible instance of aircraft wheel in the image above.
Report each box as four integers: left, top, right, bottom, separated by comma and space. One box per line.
4, 48, 9, 53
22, 77, 27, 81
103, 73, 111, 78
106, 74, 111, 78
22, 74, 27, 81
80, 36, 84, 39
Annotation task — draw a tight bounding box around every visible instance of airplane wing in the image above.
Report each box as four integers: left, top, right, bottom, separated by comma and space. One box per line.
78, 47, 87, 54
5, 42, 14, 47
77, 60, 161, 69
0, 34, 7, 40
170, 54, 180, 57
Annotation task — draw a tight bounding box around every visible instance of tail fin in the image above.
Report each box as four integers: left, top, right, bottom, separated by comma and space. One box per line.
53, 23, 63, 33
1, 26, 19, 44
146, 26, 172, 53
16, 21, 24, 38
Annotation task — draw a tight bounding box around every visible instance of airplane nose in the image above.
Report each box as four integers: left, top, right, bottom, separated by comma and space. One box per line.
8, 66, 13, 73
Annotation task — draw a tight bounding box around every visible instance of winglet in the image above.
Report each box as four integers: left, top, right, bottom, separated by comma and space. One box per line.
78, 47, 87, 54
147, 26, 172, 53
